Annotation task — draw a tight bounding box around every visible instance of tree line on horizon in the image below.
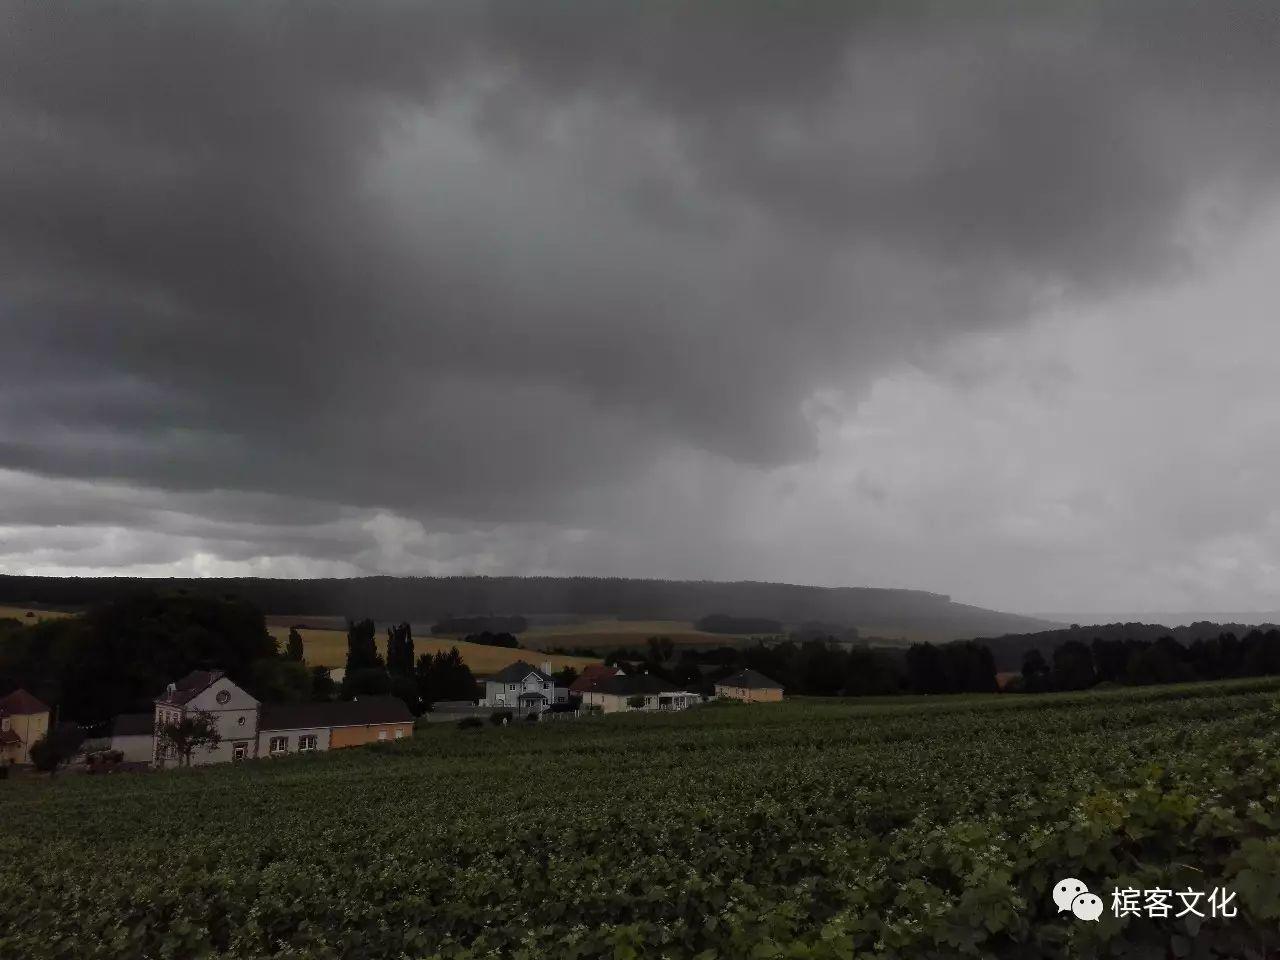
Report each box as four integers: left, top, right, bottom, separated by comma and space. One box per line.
0, 573, 1024, 634
1017, 628, 1280, 692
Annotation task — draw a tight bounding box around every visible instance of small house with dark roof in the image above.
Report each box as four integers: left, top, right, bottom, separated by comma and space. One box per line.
0, 688, 51, 765
480, 660, 566, 710
714, 668, 784, 703
258, 697, 413, 755
579, 673, 699, 714
109, 713, 156, 763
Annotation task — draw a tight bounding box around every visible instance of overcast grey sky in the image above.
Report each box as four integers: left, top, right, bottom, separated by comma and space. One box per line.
4, 1, 1280, 614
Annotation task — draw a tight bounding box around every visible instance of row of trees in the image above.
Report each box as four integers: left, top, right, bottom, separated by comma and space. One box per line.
1020, 629, 1280, 692
340, 618, 479, 714
0, 592, 286, 725
598, 637, 996, 698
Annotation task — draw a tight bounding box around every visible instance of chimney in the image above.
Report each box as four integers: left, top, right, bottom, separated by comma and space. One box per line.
541, 660, 552, 675
166, 682, 176, 694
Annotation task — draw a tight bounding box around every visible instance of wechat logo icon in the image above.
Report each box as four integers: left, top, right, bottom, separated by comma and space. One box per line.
1054, 878, 1104, 921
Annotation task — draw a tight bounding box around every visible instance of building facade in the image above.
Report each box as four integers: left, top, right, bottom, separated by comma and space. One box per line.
154, 671, 262, 767
578, 674, 699, 714
481, 661, 568, 710
0, 689, 51, 765
713, 669, 784, 702
149, 670, 413, 767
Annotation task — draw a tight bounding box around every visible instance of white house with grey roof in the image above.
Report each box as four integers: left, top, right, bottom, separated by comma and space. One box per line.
479, 660, 568, 710
153, 670, 261, 766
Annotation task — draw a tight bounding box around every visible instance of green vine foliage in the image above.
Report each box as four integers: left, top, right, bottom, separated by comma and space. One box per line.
3, 679, 1279, 959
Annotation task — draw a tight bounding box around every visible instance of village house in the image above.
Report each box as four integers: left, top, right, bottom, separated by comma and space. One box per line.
480, 660, 569, 710
109, 713, 157, 763
149, 670, 413, 767
713, 668, 784, 702
258, 698, 413, 754
154, 670, 261, 766
0, 688, 51, 765
568, 663, 623, 698
578, 673, 699, 714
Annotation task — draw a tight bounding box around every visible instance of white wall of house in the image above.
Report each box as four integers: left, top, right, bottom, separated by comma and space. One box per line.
257, 726, 330, 757
110, 733, 155, 764
154, 675, 261, 767
483, 674, 556, 708
579, 689, 697, 714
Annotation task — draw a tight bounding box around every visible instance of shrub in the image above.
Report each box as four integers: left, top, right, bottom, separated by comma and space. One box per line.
489, 710, 513, 726
525, 712, 539, 723
457, 717, 484, 730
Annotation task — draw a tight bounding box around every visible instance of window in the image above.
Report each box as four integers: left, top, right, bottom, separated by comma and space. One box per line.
1, 718, 8, 732
509, 683, 516, 690
394, 730, 404, 739
298, 735, 318, 751
377, 730, 388, 740
215, 690, 231, 705
233, 744, 247, 762
269, 736, 288, 754
237, 716, 245, 726
542, 682, 550, 689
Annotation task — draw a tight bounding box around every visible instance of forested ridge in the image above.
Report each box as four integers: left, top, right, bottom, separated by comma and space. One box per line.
0, 574, 1052, 638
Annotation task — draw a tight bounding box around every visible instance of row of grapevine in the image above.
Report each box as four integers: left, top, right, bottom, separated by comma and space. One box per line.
2, 679, 1279, 958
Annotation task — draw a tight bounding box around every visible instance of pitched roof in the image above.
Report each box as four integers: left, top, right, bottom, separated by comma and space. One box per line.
0, 688, 50, 715
155, 670, 226, 706
569, 664, 622, 693
715, 668, 782, 690
595, 673, 678, 696
488, 660, 553, 684
111, 713, 155, 737
259, 696, 413, 731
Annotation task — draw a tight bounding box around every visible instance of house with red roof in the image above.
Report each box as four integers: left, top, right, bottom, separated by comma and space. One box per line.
0, 688, 51, 766
568, 663, 624, 696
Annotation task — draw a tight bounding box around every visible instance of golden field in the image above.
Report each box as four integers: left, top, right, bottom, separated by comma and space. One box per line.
0, 605, 76, 622
266, 626, 602, 675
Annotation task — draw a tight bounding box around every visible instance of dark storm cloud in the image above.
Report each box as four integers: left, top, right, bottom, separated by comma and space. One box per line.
3, 0, 1280, 531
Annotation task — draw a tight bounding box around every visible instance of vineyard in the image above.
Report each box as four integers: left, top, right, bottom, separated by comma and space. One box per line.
3, 681, 1280, 959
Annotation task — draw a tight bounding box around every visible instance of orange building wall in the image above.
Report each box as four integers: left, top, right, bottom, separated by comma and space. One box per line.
718, 685, 783, 703
329, 722, 414, 749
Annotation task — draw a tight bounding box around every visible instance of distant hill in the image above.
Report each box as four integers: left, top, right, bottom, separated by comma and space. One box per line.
0, 575, 1055, 641
1037, 610, 1280, 629
967, 620, 1280, 671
